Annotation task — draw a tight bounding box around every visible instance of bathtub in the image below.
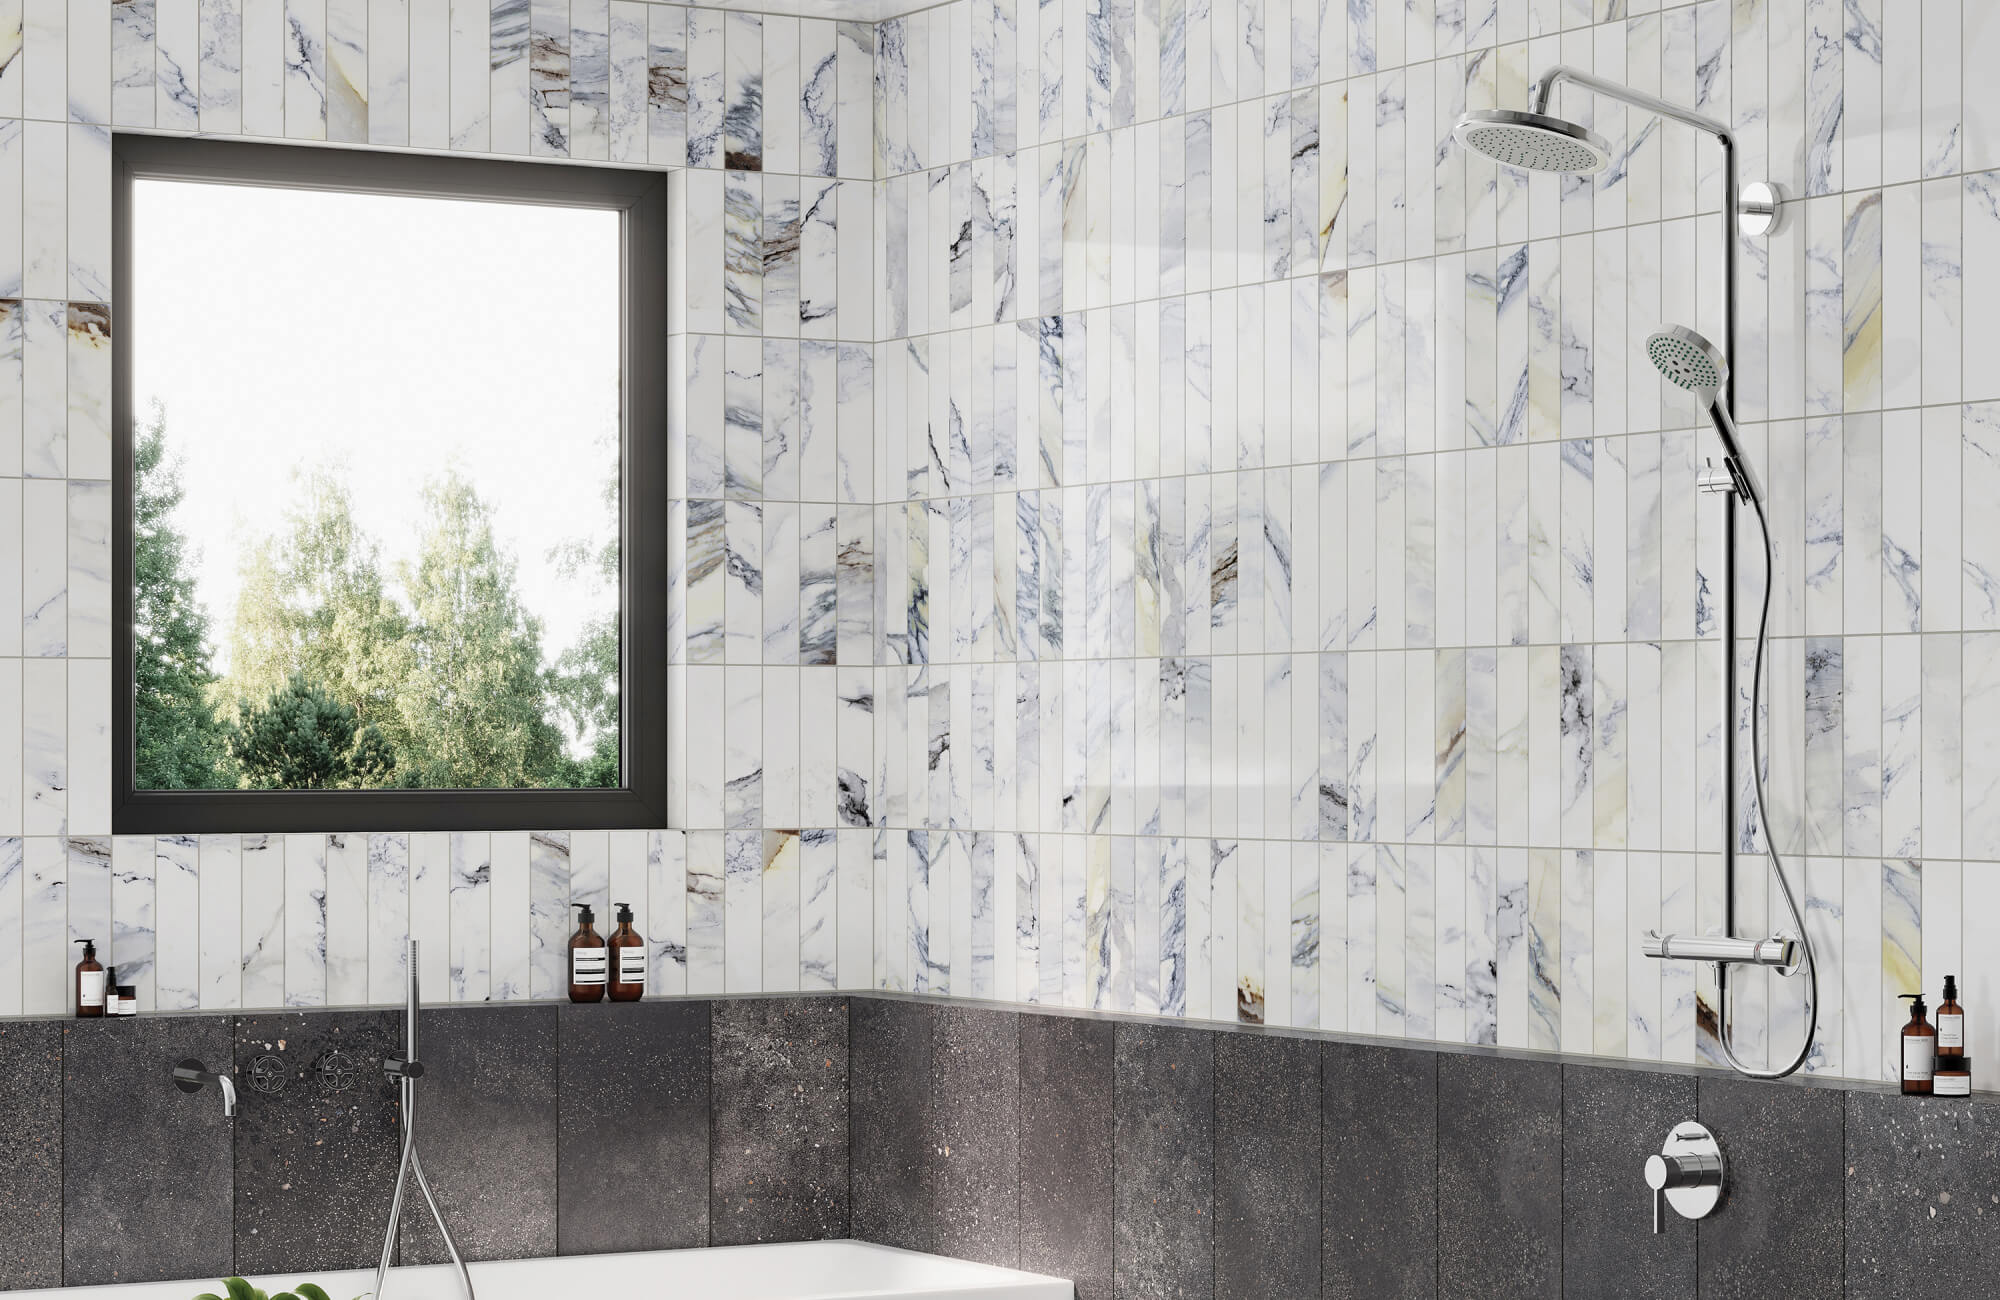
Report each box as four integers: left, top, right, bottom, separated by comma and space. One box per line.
12, 1242, 1073, 1300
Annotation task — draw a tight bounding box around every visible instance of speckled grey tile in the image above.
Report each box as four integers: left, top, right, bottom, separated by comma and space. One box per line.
1562, 1063, 1695, 1300
1437, 1052, 1561, 1300
558, 1000, 711, 1255
1214, 1032, 1320, 1300
1695, 1075, 1843, 1299
1020, 1014, 1113, 1300
0, 1020, 62, 1289
234, 1011, 403, 1274
1323, 1040, 1434, 1300
1845, 1091, 2000, 1289
710, 997, 850, 1245
1113, 1022, 1213, 1300
929, 1006, 1020, 1267
398, 1005, 559, 1265
63, 1015, 235, 1286
851, 998, 934, 1252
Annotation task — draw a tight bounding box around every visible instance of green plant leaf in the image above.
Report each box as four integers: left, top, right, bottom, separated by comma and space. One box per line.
194, 1293, 225, 1300
222, 1278, 259, 1300
293, 1284, 332, 1300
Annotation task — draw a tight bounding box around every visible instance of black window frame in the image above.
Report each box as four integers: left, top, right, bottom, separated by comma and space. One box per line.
112, 133, 670, 833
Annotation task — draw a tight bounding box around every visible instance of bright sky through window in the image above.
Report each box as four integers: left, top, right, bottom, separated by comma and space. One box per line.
130, 178, 622, 789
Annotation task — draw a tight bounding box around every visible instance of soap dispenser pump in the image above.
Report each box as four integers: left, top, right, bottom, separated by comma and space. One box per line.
73, 939, 106, 1018
568, 903, 608, 1002
608, 903, 646, 1002
1900, 992, 1936, 1094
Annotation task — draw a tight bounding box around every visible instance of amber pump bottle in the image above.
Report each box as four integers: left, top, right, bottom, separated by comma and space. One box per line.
1938, 974, 1966, 1063
1900, 992, 1937, 1094
73, 939, 106, 1017
607, 903, 647, 1002
568, 904, 608, 1003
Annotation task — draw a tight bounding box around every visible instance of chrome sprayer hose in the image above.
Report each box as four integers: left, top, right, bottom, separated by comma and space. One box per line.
1715, 486, 1818, 1080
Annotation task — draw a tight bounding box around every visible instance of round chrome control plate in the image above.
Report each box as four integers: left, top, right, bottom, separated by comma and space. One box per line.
1662, 1121, 1724, 1221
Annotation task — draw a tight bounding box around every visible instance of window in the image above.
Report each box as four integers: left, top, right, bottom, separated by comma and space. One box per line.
112, 136, 668, 833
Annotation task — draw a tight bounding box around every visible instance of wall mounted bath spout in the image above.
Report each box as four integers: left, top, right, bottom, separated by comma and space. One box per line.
173, 1058, 237, 1118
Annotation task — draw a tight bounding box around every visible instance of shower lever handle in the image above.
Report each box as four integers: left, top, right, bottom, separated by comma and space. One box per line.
1644, 1123, 1725, 1234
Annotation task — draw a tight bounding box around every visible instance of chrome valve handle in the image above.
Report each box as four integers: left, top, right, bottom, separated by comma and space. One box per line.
1644, 1122, 1724, 1234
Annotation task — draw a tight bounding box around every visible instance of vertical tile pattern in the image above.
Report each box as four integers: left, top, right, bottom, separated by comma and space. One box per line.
232, 1010, 402, 1274
397, 1004, 559, 1264
0, 1019, 60, 1289
0, 0, 1981, 1103
1436, 1052, 1561, 1298
1018, 1013, 1114, 1298
61, 1016, 235, 1286
709, 996, 850, 1245
1212, 1031, 1320, 1299
1113, 1021, 1213, 1300
556, 1000, 711, 1254
1322, 1040, 1435, 1299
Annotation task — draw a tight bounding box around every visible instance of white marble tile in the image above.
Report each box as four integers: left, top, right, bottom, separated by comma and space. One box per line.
197, 833, 240, 1008
282, 833, 325, 1007
366, 832, 408, 1004
240, 834, 284, 1008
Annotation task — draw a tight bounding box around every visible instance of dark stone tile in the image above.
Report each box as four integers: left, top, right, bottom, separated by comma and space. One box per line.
710, 996, 850, 1245
1438, 1052, 1562, 1300
0, 1020, 62, 1289
1845, 1091, 2000, 1289
851, 998, 934, 1253
1113, 1022, 1213, 1300
63, 1015, 235, 1286
1562, 1064, 1696, 1300
1323, 1041, 1434, 1300
557, 1000, 710, 1255
1694, 1075, 1844, 1300
1020, 1014, 1114, 1300
1214, 1031, 1321, 1300
398, 1005, 559, 1265
234, 1011, 403, 1274
929, 1006, 1020, 1267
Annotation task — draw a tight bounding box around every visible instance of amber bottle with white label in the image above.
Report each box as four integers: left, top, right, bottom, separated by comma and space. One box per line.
1938, 974, 1966, 1065
1900, 992, 1936, 1095
568, 904, 608, 1003
73, 939, 105, 1018
608, 902, 647, 1002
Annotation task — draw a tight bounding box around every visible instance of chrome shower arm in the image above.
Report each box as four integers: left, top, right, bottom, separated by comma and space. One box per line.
1527, 64, 1740, 417
1530, 65, 1734, 146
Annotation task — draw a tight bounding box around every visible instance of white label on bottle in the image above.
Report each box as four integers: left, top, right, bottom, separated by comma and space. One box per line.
1940, 1013, 1965, 1049
572, 949, 608, 985
1936, 1071, 1971, 1097
79, 970, 106, 1007
618, 948, 647, 985
1905, 1036, 1936, 1082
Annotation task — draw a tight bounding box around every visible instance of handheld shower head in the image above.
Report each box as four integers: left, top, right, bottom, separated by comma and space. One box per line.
1645, 323, 1760, 506
1451, 108, 1612, 174
1645, 324, 1730, 397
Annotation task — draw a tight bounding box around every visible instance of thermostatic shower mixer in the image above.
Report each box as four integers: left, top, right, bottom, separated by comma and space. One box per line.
1643, 1122, 1725, 1234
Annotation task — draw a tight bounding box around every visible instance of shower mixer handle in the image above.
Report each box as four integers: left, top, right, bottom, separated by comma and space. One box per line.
1644, 1122, 1725, 1235
1642, 930, 1797, 969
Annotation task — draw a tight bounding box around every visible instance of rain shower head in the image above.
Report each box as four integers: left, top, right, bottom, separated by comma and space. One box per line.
1451, 108, 1612, 174
1645, 324, 1729, 396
